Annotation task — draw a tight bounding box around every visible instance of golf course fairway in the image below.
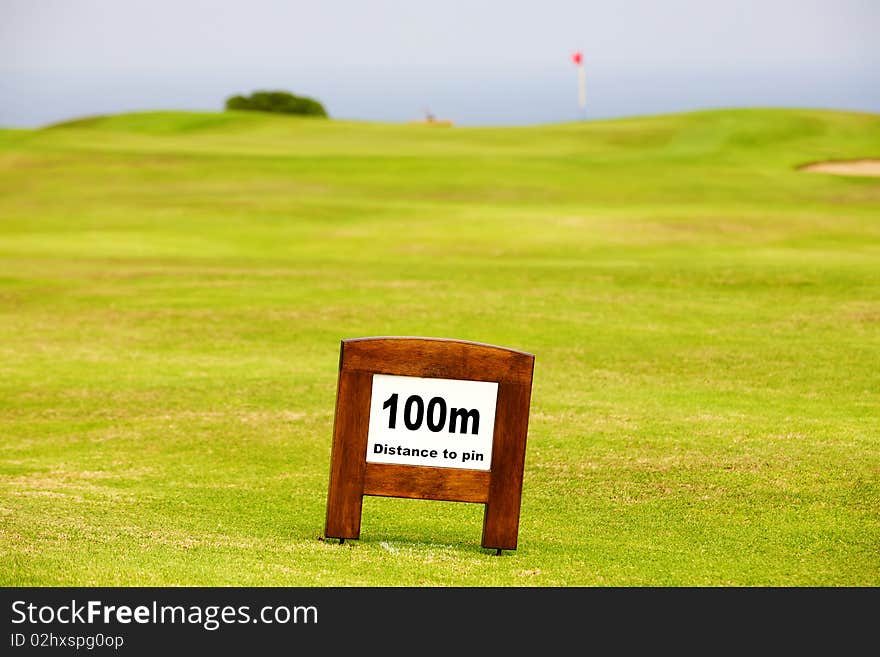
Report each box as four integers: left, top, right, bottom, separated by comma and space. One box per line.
1, 107, 878, 585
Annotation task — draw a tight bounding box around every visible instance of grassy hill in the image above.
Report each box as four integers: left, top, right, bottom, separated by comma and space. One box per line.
1, 108, 878, 585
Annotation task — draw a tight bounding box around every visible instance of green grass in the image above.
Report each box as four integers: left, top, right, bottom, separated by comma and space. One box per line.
1, 107, 878, 585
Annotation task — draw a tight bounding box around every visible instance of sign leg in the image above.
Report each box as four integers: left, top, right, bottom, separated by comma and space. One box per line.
324, 370, 372, 540
480, 382, 531, 550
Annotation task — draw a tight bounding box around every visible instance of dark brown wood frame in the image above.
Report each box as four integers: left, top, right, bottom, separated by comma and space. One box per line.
324, 337, 535, 551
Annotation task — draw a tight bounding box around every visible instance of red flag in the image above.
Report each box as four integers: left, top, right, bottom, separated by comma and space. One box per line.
572, 51, 583, 65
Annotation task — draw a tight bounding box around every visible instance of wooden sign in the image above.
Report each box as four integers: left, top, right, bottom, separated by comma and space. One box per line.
324, 337, 535, 553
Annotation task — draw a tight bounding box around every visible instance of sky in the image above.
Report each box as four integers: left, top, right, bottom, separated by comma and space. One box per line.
1, 0, 878, 127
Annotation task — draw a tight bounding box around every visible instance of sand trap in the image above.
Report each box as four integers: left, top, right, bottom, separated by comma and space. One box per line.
801, 159, 880, 177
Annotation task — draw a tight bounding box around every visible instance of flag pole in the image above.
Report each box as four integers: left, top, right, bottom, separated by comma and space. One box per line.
577, 64, 586, 110
572, 50, 586, 115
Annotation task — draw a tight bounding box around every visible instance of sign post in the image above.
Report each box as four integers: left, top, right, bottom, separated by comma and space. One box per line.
324, 337, 535, 553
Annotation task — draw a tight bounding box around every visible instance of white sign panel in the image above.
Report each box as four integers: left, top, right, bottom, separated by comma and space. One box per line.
366, 374, 498, 471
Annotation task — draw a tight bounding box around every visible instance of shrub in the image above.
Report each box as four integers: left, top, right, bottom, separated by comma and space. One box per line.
224, 90, 328, 118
